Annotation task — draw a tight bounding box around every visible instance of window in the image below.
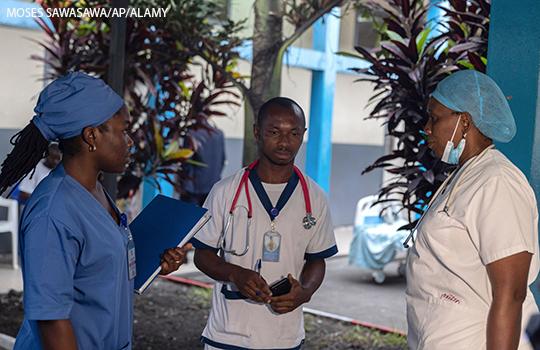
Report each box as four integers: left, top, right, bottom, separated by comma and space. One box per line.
354, 6, 385, 49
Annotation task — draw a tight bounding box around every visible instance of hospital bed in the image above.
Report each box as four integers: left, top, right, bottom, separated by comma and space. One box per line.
348, 195, 408, 284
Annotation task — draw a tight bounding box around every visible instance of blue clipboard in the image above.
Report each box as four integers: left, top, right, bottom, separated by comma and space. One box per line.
130, 194, 210, 294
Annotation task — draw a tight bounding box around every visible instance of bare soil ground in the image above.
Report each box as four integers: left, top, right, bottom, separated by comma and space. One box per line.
0, 279, 406, 349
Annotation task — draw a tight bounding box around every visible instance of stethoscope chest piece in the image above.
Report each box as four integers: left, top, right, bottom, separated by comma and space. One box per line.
303, 213, 317, 229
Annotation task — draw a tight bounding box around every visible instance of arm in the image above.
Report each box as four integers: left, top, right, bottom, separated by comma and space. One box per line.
486, 251, 532, 350
270, 258, 326, 314
194, 248, 271, 303
38, 319, 77, 350
299, 258, 326, 299
22, 217, 80, 349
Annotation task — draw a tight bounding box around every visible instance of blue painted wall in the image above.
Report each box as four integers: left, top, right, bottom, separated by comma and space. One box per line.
487, 1, 540, 189
487, 0, 540, 302
306, 8, 341, 192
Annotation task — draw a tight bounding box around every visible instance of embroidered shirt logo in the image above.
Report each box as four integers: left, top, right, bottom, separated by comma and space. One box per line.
440, 293, 461, 304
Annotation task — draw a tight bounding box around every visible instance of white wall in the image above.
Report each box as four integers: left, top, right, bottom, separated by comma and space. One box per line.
0, 25, 45, 129
229, 1, 359, 52
332, 76, 383, 146
222, 1, 384, 147
208, 59, 249, 139
0, 8, 385, 148
213, 61, 384, 147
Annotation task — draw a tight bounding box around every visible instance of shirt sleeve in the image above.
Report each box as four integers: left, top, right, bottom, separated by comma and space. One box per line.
21, 215, 82, 320
191, 183, 224, 252
304, 194, 338, 260
468, 175, 538, 265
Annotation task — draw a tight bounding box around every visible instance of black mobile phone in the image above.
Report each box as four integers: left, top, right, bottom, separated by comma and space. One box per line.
269, 277, 292, 297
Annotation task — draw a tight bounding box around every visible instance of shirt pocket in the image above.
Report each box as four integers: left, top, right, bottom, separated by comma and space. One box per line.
13, 319, 38, 350
119, 342, 130, 350
277, 308, 303, 341
417, 297, 485, 350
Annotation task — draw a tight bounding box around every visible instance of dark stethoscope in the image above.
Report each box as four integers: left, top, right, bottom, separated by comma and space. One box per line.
217, 160, 317, 256
402, 145, 494, 248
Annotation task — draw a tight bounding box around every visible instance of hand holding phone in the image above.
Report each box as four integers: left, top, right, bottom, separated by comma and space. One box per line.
269, 274, 311, 314
269, 276, 292, 297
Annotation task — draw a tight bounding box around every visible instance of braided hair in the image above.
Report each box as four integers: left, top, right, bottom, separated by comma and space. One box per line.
0, 122, 49, 195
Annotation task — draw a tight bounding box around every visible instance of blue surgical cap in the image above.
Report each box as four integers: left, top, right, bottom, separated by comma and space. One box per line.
32, 72, 124, 141
431, 70, 516, 143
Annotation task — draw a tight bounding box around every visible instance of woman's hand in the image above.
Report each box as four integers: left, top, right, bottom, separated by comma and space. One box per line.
159, 243, 192, 275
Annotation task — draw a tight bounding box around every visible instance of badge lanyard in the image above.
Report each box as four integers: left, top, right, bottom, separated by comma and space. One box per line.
249, 168, 299, 262
220, 160, 317, 255
227, 160, 316, 229
121, 213, 137, 280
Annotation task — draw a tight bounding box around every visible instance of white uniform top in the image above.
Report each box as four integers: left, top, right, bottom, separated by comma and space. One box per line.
193, 167, 337, 349
18, 160, 52, 194
406, 147, 539, 350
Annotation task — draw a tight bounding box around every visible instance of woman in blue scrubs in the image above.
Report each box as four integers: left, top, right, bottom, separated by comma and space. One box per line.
0, 72, 190, 350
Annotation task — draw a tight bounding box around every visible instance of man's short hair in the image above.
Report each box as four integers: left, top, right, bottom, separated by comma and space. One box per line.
256, 97, 306, 127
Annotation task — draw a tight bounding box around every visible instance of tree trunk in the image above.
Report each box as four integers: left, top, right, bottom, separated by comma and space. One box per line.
242, 0, 344, 166
243, 0, 284, 165
242, 99, 256, 165
104, 0, 128, 199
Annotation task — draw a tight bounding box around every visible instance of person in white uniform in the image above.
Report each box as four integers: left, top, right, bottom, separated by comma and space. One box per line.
192, 97, 338, 350
17, 143, 61, 203
406, 70, 539, 350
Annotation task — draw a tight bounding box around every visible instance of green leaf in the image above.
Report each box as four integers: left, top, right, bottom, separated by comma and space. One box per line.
153, 122, 163, 158
162, 140, 179, 158
178, 82, 190, 98
387, 30, 405, 43
164, 148, 194, 161
416, 28, 430, 56
457, 60, 474, 69
185, 159, 208, 167
458, 22, 470, 37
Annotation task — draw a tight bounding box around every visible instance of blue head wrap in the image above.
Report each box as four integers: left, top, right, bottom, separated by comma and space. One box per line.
32, 72, 124, 141
431, 70, 516, 143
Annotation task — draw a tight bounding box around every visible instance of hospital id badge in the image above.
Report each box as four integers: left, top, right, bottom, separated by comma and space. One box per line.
262, 229, 281, 262
127, 238, 137, 280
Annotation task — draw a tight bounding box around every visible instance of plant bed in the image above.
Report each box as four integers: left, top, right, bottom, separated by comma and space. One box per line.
0, 279, 406, 349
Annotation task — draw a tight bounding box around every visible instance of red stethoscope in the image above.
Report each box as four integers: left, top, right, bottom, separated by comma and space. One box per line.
217, 160, 317, 256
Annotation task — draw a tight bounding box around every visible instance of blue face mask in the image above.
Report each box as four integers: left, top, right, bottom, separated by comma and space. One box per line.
441, 115, 466, 165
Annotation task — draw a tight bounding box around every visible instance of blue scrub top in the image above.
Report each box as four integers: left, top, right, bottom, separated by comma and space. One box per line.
13, 165, 134, 350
